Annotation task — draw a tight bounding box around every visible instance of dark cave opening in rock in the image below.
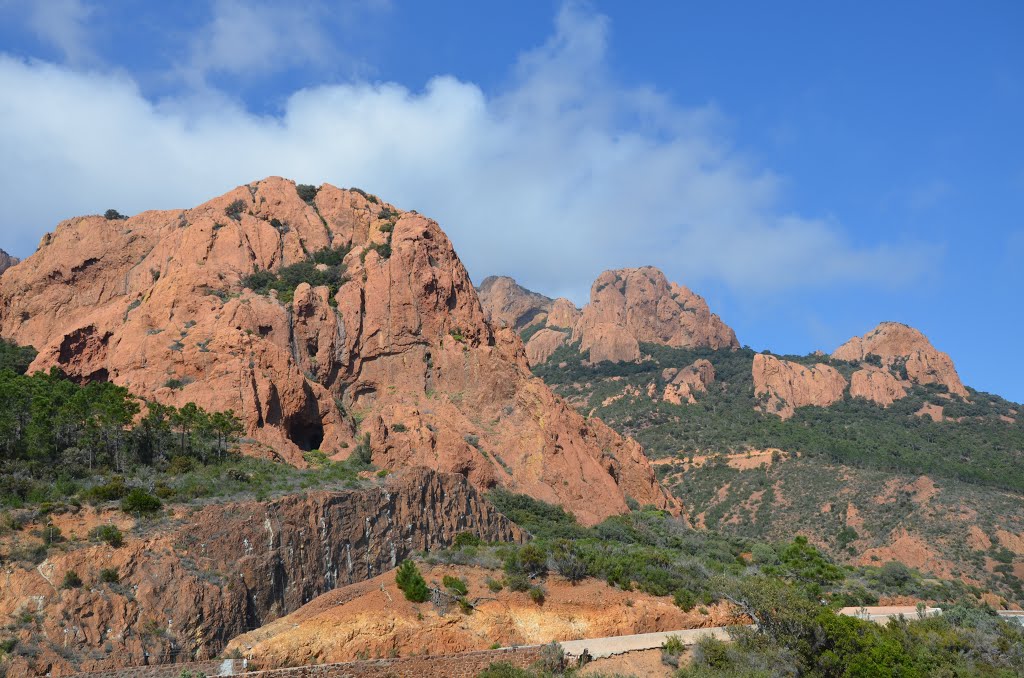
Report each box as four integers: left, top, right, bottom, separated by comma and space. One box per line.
288, 418, 325, 452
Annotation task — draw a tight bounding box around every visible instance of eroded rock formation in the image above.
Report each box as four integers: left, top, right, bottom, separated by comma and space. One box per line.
476, 276, 556, 330
524, 328, 569, 366
833, 322, 967, 398
849, 368, 908, 406
572, 267, 737, 364
753, 354, 847, 419
662, 359, 715, 405
0, 178, 673, 522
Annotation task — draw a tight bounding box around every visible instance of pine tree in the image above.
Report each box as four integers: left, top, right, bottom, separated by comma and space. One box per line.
395, 560, 429, 602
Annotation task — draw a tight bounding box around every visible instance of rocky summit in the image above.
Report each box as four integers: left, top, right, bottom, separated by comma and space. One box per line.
479, 266, 739, 367
0, 178, 671, 524
0, 248, 18, 275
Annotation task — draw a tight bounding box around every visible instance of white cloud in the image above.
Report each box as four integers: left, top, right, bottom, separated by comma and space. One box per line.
23, 0, 96, 65
179, 0, 336, 87
0, 2, 934, 300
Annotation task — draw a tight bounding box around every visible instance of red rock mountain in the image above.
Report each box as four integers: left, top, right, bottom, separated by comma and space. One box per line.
0, 177, 671, 524
479, 267, 738, 366
572, 267, 738, 363
477, 276, 570, 330
833, 321, 968, 398
0, 248, 18, 275
753, 322, 969, 419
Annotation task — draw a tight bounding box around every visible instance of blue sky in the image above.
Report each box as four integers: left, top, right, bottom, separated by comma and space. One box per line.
0, 1, 1021, 401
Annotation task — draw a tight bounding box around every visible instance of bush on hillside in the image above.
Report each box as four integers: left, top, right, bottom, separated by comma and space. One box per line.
395, 560, 429, 603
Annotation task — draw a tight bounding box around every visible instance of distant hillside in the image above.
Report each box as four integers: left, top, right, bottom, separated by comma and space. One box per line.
530, 339, 1024, 605
479, 270, 1024, 606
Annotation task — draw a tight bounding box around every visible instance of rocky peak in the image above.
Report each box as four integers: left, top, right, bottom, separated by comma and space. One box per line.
0, 177, 673, 524
572, 266, 738, 363
0, 248, 18, 275
832, 321, 967, 397
477, 275, 556, 330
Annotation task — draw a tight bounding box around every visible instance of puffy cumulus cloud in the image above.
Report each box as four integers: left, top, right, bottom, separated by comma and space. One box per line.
0, 2, 932, 299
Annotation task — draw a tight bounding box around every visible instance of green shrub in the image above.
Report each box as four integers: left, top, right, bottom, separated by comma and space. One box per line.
878, 561, 913, 589
550, 546, 588, 583
395, 560, 429, 603
84, 476, 129, 503
443, 575, 468, 596
99, 568, 120, 584
662, 634, 685, 655
476, 663, 531, 678
62, 570, 83, 589
454, 531, 482, 548
507, 544, 547, 578
296, 184, 319, 203
241, 244, 351, 304
41, 524, 63, 545
121, 489, 162, 515
89, 524, 124, 547
225, 199, 247, 220
528, 585, 546, 604
167, 456, 194, 474
486, 577, 504, 593
674, 589, 697, 612
504, 573, 530, 592
104, 209, 126, 220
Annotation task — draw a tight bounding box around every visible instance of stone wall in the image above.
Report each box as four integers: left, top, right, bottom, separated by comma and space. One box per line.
64, 647, 543, 678
66, 658, 243, 677
243, 647, 543, 678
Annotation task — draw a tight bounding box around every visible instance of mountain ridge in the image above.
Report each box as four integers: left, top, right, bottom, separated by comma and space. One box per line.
0, 177, 672, 524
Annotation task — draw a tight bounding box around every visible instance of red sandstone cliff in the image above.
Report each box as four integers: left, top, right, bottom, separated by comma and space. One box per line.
833, 322, 967, 398
0, 178, 672, 523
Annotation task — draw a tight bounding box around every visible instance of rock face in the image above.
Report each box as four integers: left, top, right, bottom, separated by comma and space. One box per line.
524, 328, 569, 366
662, 359, 715, 405
546, 297, 582, 329
849, 368, 908, 406
753, 354, 847, 419
0, 469, 524, 677
0, 178, 672, 523
572, 267, 738, 363
476, 276, 555, 330
0, 248, 18, 275
832, 322, 967, 398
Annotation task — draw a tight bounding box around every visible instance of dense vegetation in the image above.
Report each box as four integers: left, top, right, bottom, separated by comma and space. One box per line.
0, 365, 247, 506
678, 586, 1024, 677
0, 340, 368, 512
534, 342, 1024, 493
241, 243, 351, 304
429, 491, 967, 617
0, 339, 36, 375
468, 492, 1024, 677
